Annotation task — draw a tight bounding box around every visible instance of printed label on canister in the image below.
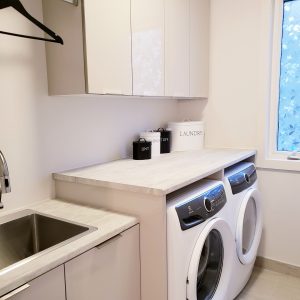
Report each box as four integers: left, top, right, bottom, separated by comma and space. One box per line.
167, 121, 204, 152
140, 132, 161, 157
179, 130, 204, 137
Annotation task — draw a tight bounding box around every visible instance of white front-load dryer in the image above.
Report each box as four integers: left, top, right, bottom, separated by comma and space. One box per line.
224, 162, 263, 299
167, 180, 235, 300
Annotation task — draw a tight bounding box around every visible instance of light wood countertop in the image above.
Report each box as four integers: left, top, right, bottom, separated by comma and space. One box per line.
54, 148, 256, 196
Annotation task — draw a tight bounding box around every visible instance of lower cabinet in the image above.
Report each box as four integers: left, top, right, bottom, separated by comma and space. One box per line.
0, 266, 65, 300
65, 225, 140, 300
1, 225, 140, 300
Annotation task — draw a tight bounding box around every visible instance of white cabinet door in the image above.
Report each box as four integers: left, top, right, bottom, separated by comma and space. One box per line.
190, 0, 210, 98
165, 0, 190, 97
84, 0, 132, 95
0, 266, 65, 300
131, 0, 165, 96
44, 0, 209, 98
65, 225, 140, 300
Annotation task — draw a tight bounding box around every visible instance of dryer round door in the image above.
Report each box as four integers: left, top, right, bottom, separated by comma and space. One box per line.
186, 218, 234, 300
236, 188, 262, 265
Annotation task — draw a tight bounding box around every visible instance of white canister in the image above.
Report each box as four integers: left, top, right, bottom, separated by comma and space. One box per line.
167, 121, 204, 152
140, 131, 161, 157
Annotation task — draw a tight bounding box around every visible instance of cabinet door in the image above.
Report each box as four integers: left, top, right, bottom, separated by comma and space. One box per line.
190, 0, 209, 98
65, 225, 140, 300
84, 0, 132, 95
165, 0, 190, 97
131, 0, 165, 96
0, 266, 65, 300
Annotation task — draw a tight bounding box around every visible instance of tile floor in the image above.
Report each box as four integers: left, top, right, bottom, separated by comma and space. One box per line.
236, 268, 300, 300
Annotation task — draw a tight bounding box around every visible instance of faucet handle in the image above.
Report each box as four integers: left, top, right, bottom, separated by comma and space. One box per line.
0, 187, 3, 209
4, 176, 11, 193
0, 177, 10, 193
0, 150, 10, 209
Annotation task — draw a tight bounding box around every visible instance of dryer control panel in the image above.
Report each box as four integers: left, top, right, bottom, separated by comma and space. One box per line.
228, 164, 257, 195
175, 184, 227, 231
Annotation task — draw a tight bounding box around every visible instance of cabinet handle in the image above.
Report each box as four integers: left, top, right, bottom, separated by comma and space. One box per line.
96, 234, 122, 250
0, 284, 30, 300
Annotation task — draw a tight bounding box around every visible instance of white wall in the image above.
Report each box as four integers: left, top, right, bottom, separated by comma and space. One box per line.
257, 169, 300, 267
204, 0, 263, 149
201, 0, 300, 267
0, 0, 178, 211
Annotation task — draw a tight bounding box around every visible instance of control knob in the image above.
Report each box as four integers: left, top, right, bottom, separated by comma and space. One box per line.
204, 198, 213, 213
244, 173, 250, 183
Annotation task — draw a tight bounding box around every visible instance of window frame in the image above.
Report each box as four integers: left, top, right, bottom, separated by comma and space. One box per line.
268, 0, 300, 159
259, 0, 300, 171
268, 0, 284, 159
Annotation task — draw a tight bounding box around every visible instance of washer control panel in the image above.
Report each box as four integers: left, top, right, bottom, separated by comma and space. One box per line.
175, 184, 227, 231
228, 164, 257, 195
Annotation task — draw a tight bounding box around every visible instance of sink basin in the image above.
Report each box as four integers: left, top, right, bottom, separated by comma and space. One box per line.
0, 210, 96, 274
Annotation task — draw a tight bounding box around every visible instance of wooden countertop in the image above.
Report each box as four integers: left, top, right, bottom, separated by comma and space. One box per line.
54, 148, 256, 196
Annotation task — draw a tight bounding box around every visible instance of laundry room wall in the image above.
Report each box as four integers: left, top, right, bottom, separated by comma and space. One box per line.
202, 0, 300, 267
0, 0, 179, 211
2, 0, 299, 269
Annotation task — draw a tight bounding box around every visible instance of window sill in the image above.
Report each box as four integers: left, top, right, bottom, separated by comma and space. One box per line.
256, 152, 300, 172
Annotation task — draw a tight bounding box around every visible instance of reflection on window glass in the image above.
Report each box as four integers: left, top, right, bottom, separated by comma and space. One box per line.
278, 0, 300, 151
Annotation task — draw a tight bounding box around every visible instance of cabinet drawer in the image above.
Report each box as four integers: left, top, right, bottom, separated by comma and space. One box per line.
0, 266, 65, 300
65, 225, 140, 300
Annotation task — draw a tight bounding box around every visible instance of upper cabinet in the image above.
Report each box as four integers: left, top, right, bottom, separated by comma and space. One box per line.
190, 0, 210, 98
165, 0, 210, 98
165, 0, 190, 98
131, 0, 165, 97
84, 0, 132, 95
43, 0, 132, 96
43, 0, 209, 98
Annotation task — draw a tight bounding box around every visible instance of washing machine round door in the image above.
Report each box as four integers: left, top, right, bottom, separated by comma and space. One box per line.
186, 218, 234, 300
236, 188, 262, 265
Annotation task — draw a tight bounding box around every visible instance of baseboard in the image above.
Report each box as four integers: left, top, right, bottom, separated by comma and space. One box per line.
255, 256, 300, 278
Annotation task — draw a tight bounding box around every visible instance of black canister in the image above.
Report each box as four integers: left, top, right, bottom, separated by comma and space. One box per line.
157, 128, 171, 153
133, 138, 152, 160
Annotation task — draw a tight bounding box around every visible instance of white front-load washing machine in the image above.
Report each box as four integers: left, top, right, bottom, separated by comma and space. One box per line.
167, 180, 235, 300
224, 162, 263, 299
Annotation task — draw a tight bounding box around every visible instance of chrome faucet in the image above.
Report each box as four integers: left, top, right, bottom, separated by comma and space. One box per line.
0, 151, 11, 209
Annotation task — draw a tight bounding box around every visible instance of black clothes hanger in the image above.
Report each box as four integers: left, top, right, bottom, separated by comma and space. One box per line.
0, 0, 63, 44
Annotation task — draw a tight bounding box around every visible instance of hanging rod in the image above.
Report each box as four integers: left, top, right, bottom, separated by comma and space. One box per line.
0, 0, 64, 44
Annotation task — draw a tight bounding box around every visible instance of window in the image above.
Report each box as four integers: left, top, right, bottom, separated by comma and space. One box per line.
256, 0, 300, 170
277, 0, 300, 152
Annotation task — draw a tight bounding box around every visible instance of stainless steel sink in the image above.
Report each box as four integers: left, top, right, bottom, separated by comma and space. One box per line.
0, 210, 96, 275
